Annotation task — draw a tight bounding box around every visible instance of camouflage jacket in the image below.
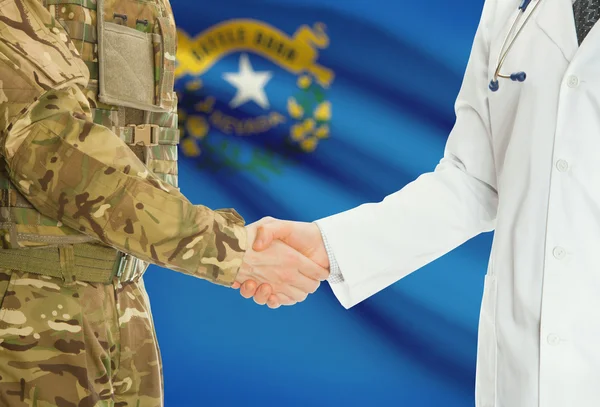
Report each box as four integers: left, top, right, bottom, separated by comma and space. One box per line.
0, 0, 246, 286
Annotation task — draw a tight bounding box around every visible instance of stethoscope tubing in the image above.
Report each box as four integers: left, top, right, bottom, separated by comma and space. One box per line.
490, 0, 543, 91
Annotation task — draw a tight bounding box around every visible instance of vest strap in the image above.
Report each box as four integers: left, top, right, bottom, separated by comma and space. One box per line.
45, 0, 98, 10
0, 244, 140, 284
115, 124, 179, 146
58, 245, 76, 286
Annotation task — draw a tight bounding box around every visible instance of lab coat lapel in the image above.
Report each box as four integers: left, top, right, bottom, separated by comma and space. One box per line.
534, 0, 578, 62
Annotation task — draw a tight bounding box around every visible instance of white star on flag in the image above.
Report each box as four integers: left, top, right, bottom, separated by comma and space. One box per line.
222, 53, 273, 109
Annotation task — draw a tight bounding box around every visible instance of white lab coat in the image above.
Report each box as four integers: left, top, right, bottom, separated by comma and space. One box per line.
316, 0, 600, 406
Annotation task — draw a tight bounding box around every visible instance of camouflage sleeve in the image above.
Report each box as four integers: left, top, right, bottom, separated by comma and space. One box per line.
0, 0, 246, 286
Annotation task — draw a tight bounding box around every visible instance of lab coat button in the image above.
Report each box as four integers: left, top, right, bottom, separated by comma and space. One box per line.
567, 75, 579, 88
556, 159, 569, 172
553, 247, 566, 260
547, 334, 561, 346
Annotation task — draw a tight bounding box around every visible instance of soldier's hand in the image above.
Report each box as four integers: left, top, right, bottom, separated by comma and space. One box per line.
233, 222, 329, 308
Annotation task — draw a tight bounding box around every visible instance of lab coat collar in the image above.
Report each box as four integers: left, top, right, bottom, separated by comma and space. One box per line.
534, 0, 578, 62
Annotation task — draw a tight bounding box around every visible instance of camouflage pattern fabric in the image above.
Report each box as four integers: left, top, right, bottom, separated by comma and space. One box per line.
0, 0, 247, 286
0, 268, 162, 407
0, 0, 249, 405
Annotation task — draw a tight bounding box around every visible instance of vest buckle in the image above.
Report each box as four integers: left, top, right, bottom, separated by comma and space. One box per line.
114, 251, 127, 278
129, 124, 159, 146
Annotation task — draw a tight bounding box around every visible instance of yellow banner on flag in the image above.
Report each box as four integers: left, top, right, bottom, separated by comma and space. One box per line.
175, 19, 334, 88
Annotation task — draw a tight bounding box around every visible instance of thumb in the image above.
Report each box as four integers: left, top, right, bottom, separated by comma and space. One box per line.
252, 221, 292, 251
252, 224, 275, 251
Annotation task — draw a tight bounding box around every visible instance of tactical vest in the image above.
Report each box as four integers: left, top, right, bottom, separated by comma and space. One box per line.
0, 0, 180, 282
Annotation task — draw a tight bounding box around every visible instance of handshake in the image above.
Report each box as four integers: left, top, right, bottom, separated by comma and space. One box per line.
232, 217, 330, 309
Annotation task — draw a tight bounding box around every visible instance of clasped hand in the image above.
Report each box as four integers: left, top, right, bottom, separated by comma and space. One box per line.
233, 217, 329, 309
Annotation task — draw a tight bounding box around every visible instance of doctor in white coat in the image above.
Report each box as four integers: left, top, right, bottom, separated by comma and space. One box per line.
233, 0, 600, 405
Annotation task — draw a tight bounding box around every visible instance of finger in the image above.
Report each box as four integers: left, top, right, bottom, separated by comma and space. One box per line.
257, 216, 277, 226
275, 293, 296, 306
267, 294, 281, 309
279, 284, 309, 303
285, 270, 320, 295
240, 280, 258, 299
231, 282, 241, 289
294, 251, 330, 282
253, 283, 273, 306
253, 221, 293, 252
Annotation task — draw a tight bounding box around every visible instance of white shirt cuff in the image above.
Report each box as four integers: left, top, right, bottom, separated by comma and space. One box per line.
314, 222, 345, 283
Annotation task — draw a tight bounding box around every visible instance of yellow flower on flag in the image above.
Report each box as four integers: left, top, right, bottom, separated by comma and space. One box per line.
313, 101, 331, 121
291, 124, 306, 141
194, 96, 216, 114
297, 75, 312, 89
301, 137, 318, 152
186, 116, 209, 139
315, 124, 330, 139
303, 118, 316, 131
288, 97, 304, 119
181, 138, 201, 157
185, 79, 203, 91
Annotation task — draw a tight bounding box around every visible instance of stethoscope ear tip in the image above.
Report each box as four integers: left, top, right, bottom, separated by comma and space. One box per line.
510, 71, 527, 82
489, 80, 500, 92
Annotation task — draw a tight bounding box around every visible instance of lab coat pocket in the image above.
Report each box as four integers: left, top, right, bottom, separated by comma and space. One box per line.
475, 273, 498, 407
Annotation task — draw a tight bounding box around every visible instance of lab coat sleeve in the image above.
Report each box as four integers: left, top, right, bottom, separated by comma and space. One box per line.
316, 0, 499, 309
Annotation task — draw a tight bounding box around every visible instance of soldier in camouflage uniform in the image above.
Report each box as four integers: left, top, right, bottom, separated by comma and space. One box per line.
0, 0, 329, 405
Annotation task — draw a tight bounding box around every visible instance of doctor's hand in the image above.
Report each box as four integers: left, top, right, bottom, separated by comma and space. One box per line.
232, 217, 330, 308
233, 221, 329, 306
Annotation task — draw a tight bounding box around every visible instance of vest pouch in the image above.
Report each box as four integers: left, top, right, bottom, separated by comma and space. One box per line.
97, 0, 167, 112
97, 21, 159, 111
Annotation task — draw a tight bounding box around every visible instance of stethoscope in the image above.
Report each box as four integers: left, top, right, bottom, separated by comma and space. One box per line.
489, 0, 543, 91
